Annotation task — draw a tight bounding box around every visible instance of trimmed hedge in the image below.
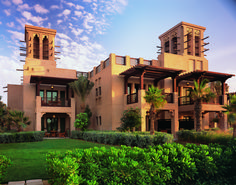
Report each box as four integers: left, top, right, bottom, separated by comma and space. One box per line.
0, 155, 12, 182
71, 130, 173, 147
177, 130, 233, 145
0, 131, 45, 143
46, 140, 236, 185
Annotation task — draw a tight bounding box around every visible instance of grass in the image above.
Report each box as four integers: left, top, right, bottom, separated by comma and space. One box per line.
0, 138, 113, 183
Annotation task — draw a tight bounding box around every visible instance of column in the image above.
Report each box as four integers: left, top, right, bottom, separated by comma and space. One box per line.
171, 110, 179, 138
140, 71, 145, 90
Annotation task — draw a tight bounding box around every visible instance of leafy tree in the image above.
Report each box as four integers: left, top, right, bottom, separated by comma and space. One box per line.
69, 76, 94, 112
84, 105, 92, 128
0, 96, 7, 131
223, 95, 236, 137
118, 108, 141, 132
74, 113, 89, 131
188, 79, 215, 131
144, 85, 166, 135
9, 110, 31, 132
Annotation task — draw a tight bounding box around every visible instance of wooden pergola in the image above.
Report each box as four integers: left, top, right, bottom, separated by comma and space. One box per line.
30, 75, 77, 98
120, 64, 184, 94
177, 70, 234, 95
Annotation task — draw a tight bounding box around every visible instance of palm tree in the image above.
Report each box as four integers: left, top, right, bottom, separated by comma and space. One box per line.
10, 110, 31, 132
69, 75, 94, 112
223, 95, 236, 137
144, 85, 166, 135
188, 79, 215, 131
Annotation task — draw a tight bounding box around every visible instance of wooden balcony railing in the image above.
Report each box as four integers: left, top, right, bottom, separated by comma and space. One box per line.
164, 93, 173, 103
41, 98, 71, 107
179, 95, 223, 106
178, 96, 194, 106
127, 93, 138, 104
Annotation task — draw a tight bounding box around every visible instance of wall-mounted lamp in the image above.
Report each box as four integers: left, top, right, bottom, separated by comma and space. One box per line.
53, 115, 56, 118
51, 85, 54, 89
186, 82, 190, 86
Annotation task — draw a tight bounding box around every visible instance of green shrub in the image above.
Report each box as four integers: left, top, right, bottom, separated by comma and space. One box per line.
74, 113, 89, 131
177, 130, 233, 145
0, 155, 12, 182
70, 131, 173, 147
0, 131, 44, 143
47, 143, 236, 184
117, 108, 141, 132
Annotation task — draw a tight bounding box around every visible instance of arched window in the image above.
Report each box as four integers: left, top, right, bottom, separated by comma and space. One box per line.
43, 36, 49, 60
33, 35, 39, 59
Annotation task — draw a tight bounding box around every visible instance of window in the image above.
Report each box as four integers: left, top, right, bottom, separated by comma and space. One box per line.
195, 30, 200, 56
40, 90, 44, 101
99, 87, 101, 96
128, 83, 132, 94
99, 116, 101, 125
43, 36, 49, 60
135, 84, 140, 93
164, 40, 169, 53
130, 58, 139, 66
116, 56, 126, 65
33, 35, 39, 59
96, 88, 98, 96
186, 28, 193, 55
46, 91, 58, 103
171, 36, 178, 54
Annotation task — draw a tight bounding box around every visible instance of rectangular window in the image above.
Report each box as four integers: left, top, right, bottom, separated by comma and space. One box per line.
171, 37, 178, 54
164, 40, 169, 53
116, 56, 126, 65
135, 84, 140, 93
99, 87, 101, 96
99, 116, 101, 125
40, 90, 44, 101
128, 83, 132, 94
96, 88, 98, 96
130, 58, 139, 66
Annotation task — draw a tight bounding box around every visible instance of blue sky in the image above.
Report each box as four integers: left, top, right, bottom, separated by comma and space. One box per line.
0, 0, 236, 104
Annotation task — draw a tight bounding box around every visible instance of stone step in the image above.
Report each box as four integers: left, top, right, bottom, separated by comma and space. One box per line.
8, 179, 45, 185
8, 181, 25, 185
26, 179, 43, 185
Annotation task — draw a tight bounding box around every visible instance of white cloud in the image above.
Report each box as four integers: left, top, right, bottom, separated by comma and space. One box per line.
17, 3, 31, 11
75, 4, 84, 10
7, 30, 24, 41
4, 9, 11, 16
34, 4, 49, 14
83, 0, 92, 2
65, 2, 75, 7
22, 11, 48, 26
50, 5, 60, 9
83, 12, 95, 32
69, 23, 84, 36
6, 22, 15, 27
1, 0, 11, 6
80, 36, 89, 41
74, 11, 83, 17
57, 20, 63, 25
57, 33, 72, 40
12, 0, 22, 5
58, 9, 71, 17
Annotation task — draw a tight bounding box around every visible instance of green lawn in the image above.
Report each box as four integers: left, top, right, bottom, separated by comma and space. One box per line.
0, 138, 112, 183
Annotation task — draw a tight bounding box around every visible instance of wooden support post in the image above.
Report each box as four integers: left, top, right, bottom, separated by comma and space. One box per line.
221, 80, 226, 95
172, 76, 177, 92
140, 71, 145, 90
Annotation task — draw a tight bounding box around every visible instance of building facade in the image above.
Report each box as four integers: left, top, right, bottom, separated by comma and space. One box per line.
7, 22, 234, 135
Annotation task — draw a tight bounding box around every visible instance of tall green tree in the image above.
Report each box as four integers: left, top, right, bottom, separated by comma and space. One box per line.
144, 85, 166, 135
223, 95, 236, 137
188, 79, 215, 131
0, 96, 9, 131
69, 76, 94, 112
118, 108, 141, 132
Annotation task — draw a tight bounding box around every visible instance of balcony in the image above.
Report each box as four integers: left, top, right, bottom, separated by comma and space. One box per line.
41, 98, 71, 107
178, 95, 223, 106
127, 93, 138, 104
